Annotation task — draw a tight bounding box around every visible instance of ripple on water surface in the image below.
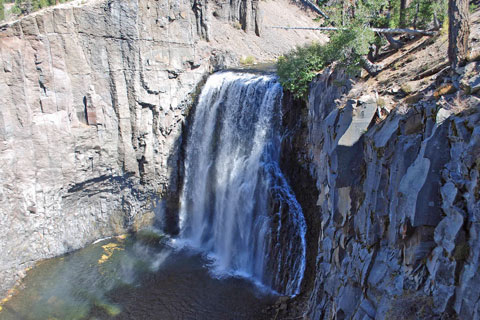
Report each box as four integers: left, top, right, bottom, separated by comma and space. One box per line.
0, 232, 277, 320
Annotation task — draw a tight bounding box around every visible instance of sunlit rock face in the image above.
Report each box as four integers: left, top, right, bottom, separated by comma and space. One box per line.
0, 0, 324, 296
0, 0, 205, 295
302, 67, 480, 319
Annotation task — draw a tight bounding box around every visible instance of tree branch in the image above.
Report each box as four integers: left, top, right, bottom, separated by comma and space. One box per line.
267, 26, 436, 36
413, 60, 450, 80
299, 0, 330, 19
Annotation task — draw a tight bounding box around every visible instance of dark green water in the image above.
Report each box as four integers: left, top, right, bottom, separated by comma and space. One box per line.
0, 231, 277, 320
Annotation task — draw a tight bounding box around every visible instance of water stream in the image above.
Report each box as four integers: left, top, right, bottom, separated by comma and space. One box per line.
179, 72, 306, 296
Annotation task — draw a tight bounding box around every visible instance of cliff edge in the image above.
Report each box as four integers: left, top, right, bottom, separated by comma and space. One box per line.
295, 11, 480, 319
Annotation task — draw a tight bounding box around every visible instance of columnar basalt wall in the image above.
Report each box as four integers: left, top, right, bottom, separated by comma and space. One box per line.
0, 0, 206, 296
0, 0, 324, 296
304, 65, 480, 319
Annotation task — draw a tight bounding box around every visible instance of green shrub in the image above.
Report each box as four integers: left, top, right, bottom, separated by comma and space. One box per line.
277, 42, 327, 100
10, 4, 22, 15
240, 55, 256, 66
401, 83, 413, 94
0, 0, 5, 21
12, 0, 71, 15
470, 3, 478, 13
377, 97, 386, 107
277, 27, 373, 100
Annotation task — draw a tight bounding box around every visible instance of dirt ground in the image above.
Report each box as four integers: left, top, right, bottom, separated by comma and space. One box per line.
208, 0, 329, 63
352, 9, 480, 116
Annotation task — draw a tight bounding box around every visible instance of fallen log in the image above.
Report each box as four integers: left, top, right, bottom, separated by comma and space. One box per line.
361, 56, 383, 76
384, 33, 404, 49
413, 60, 450, 80
268, 26, 436, 36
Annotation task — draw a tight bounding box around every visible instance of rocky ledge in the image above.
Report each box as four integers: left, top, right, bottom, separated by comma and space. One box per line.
303, 59, 480, 319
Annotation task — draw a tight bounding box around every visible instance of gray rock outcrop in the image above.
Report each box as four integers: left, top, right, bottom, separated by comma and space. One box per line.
0, 0, 324, 296
304, 66, 480, 319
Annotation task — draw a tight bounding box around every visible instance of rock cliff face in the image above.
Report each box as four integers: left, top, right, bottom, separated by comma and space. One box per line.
6, 2, 477, 316
0, 0, 324, 296
303, 65, 480, 319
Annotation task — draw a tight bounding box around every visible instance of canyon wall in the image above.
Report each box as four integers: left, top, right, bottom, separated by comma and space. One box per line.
303, 65, 480, 319
0, 0, 323, 295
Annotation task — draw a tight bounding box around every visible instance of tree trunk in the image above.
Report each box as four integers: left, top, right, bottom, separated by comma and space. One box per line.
448, 0, 470, 70
300, 0, 329, 19
413, 0, 420, 29
384, 12, 403, 50
385, 33, 403, 49
368, 44, 377, 62
25, 1, 32, 14
399, 0, 407, 27
361, 56, 383, 76
399, 0, 414, 27
433, 12, 440, 30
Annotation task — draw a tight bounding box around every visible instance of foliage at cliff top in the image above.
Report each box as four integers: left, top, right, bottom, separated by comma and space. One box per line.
277, 0, 449, 100
277, 27, 373, 100
1, 0, 71, 22
0, 0, 5, 20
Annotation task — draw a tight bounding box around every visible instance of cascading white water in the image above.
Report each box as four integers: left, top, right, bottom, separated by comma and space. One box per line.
178, 71, 306, 296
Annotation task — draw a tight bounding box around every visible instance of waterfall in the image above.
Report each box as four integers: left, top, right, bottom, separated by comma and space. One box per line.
178, 71, 306, 296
